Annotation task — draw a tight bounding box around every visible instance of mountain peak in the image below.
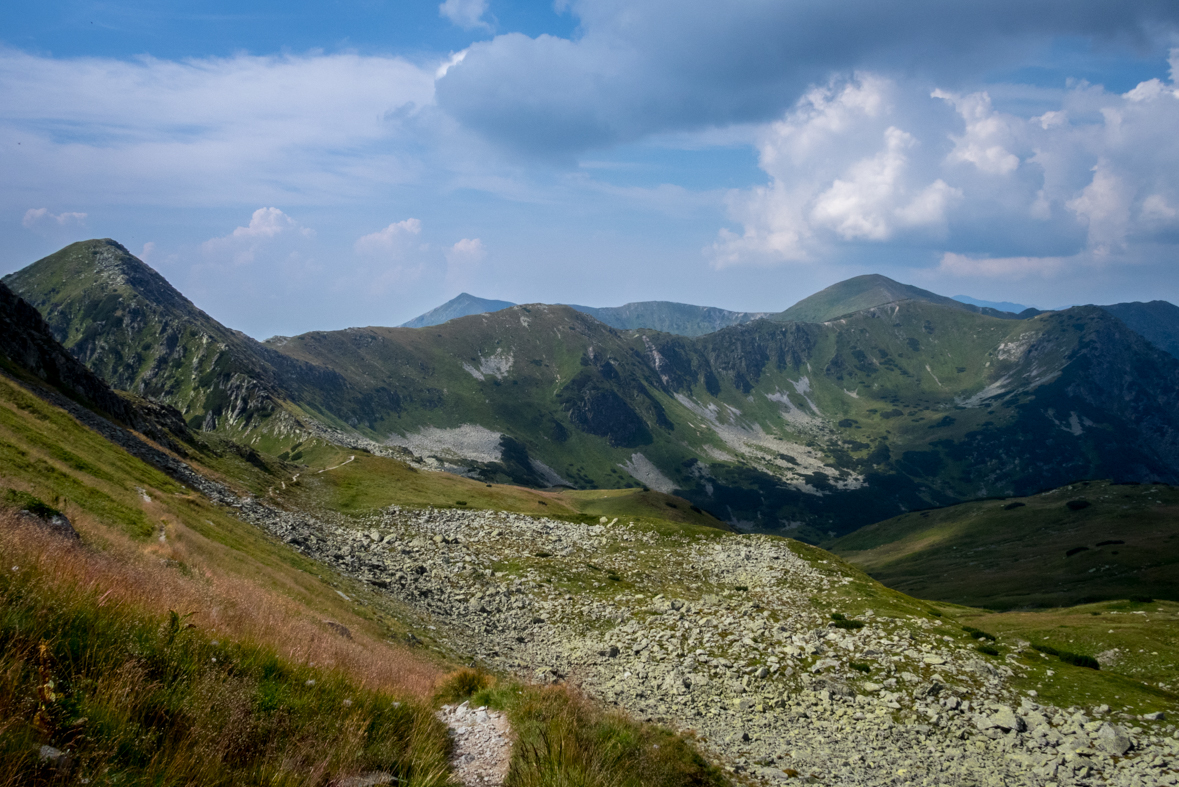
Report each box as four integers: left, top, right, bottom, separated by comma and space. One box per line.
401, 293, 516, 328
774, 273, 1025, 324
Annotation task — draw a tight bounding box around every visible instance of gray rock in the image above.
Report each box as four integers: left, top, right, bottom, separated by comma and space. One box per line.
1095, 723, 1132, 756
980, 706, 1026, 733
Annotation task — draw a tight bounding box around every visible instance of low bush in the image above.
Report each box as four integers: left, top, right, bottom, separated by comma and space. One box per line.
830, 613, 865, 630
976, 644, 1000, 657
1059, 652, 1100, 670
1032, 643, 1060, 656
850, 662, 871, 674
962, 626, 996, 642
2, 488, 61, 519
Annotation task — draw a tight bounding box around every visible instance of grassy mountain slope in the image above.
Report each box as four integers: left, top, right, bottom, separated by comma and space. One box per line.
567, 301, 769, 336
0, 286, 727, 787
774, 273, 1020, 323
831, 480, 1179, 609
400, 292, 515, 328
13, 242, 1179, 539
2, 239, 349, 435
1100, 300, 1179, 359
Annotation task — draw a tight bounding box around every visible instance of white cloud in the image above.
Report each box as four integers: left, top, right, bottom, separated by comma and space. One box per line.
22, 207, 87, 232
354, 218, 423, 258
711, 64, 1179, 271
203, 207, 314, 265
439, 0, 491, 31
932, 89, 1021, 175
444, 237, 487, 286
0, 50, 436, 209
938, 251, 1068, 279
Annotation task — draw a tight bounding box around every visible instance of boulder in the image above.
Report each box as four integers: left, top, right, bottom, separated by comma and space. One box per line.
1094, 723, 1132, 756
978, 706, 1025, 733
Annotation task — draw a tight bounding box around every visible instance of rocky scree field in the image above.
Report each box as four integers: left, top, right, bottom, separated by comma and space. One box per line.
222, 493, 1179, 787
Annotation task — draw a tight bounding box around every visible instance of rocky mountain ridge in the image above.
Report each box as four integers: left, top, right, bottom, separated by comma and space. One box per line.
11, 240, 1179, 539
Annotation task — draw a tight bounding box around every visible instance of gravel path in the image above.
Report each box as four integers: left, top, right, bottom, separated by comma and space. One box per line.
438, 701, 514, 786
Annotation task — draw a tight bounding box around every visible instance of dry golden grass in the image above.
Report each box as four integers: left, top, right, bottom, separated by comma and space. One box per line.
0, 511, 453, 786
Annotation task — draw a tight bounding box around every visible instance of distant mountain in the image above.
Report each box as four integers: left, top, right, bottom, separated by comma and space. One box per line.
401, 293, 515, 329
773, 274, 1023, 323
1099, 301, 1179, 360
405, 294, 766, 337
952, 294, 1031, 314
14, 241, 1179, 540
566, 301, 770, 337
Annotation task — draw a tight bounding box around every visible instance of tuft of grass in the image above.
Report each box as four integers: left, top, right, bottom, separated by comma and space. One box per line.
502, 684, 727, 787
435, 668, 495, 706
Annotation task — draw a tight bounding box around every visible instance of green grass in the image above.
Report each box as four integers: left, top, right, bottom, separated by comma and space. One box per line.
829, 479, 1179, 608
956, 599, 1179, 715
0, 523, 451, 787
435, 672, 728, 787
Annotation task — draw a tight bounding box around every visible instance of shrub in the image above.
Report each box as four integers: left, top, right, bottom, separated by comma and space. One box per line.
734, 585, 749, 592
962, 626, 996, 642
850, 662, 871, 674
1032, 643, 1060, 657
1003, 501, 1025, 510
830, 613, 865, 630
976, 644, 1000, 657
1059, 652, 1100, 670
1129, 595, 1155, 603
1066, 499, 1091, 511
2, 488, 61, 519
455, 500, 468, 506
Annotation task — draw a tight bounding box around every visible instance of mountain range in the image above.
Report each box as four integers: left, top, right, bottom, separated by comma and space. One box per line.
8, 238, 1179, 541
402, 273, 1033, 335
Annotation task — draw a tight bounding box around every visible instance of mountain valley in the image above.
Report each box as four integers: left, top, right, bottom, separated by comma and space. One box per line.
1, 238, 1178, 786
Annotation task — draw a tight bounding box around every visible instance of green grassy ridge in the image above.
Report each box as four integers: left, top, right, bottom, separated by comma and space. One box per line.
0, 553, 451, 787
830, 480, 1179, 608
770, 273, 1015, 323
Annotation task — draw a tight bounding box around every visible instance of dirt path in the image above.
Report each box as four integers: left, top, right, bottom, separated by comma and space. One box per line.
437, 701, 514, 786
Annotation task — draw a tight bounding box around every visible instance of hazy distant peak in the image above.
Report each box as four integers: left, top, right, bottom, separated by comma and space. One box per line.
952, 295, 1031, 314
401, 293, 516, 328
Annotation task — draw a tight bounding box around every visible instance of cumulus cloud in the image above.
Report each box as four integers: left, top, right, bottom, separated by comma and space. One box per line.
203, 208, 314, 266
440, 0, 491, 30
21, 208, 87, 233
710, 62, 1179, 274
354, 218, 423, 258
436, 0, 1179, 157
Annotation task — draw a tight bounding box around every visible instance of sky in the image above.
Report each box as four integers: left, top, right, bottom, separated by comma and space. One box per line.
3, 1, 1179, 338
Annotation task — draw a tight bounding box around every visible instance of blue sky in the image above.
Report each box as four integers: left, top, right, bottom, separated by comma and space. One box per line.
3, 1, 1179, 337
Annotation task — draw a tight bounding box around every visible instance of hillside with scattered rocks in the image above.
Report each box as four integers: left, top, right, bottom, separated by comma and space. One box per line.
228, 497, 1178, 787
